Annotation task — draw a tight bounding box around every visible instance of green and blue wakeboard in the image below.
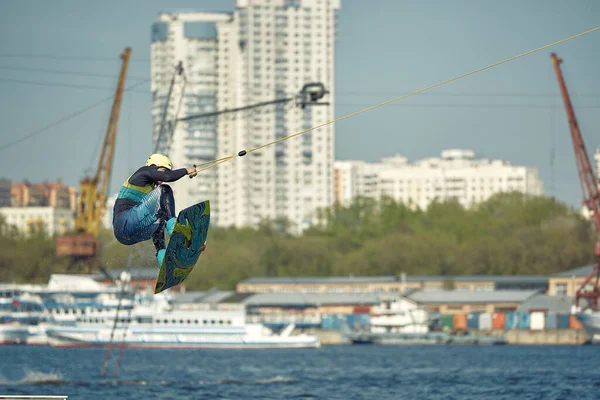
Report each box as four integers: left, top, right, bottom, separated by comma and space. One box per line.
155, 200, 210, 294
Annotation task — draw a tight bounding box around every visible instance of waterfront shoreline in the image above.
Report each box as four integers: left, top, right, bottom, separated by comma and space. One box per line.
307, 328, 590, 345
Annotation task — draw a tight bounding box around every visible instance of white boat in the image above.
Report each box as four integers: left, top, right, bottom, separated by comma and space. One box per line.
342, 295, 505, 345
574, 311, 600, 344
0, 274, 320, 349
0, 289, 50, 345
45, 309, 319, 349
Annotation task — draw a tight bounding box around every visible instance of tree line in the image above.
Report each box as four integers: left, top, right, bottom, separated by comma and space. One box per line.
0, 192, 595, 290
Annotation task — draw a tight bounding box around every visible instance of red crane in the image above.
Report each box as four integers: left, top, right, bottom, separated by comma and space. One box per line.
551, 52, 600, 311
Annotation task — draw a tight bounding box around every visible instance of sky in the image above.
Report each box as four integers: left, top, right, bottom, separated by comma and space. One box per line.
0, 0, 599, 208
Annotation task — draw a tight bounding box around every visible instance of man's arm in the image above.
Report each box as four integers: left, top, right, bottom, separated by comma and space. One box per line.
148, 168, 188, 183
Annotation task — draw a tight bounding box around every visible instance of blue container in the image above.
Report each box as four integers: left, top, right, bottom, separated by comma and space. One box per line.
321, 315, 345, 330
321, 315, 334, 330
332, 315, 344, 330
557, 314, 570, 329
467, 313, 479, 329
518, 312, 530, 329
349, 313, 370, 327
545, 312, 558, 329
505, 312, 518, 329
345, 314, 358, 329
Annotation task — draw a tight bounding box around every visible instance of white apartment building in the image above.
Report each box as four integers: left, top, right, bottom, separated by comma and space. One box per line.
151, 12, 231, 221
335, 149, 544, 210
0, 207, 74, 237
151, 0, 340, 233
580, 148, 600, 220
595, 148, 600, 182
101, 194, 117, 230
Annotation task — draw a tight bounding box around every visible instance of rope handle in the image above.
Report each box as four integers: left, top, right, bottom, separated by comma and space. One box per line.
189, 164, 198, 179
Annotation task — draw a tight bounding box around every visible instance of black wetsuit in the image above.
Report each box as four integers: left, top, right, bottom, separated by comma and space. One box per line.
112, 166, 187, 252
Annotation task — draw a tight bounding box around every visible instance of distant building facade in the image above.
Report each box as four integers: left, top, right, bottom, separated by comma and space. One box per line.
93, 268, 188, 293
11, 181, 77, 212
335, 149, 544, 210
580, 148, 600, 219
548, 265, 595, 297
595, 148, 600, 182
236, 275, 549, 294
151, 0, 341, 233
0, 179, 10, 207
406, 290, 540, 314
0, 207, 74, 236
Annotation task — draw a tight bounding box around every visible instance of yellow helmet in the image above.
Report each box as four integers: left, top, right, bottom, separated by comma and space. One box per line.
146, 153, 173, 170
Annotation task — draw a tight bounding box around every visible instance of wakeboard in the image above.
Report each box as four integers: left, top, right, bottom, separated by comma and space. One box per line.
154, 200, 210, 294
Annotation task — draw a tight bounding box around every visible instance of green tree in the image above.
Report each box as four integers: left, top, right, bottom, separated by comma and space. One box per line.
1, 192, 596, 290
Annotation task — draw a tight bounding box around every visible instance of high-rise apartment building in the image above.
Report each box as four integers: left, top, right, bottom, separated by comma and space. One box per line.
151, 0, 340, 233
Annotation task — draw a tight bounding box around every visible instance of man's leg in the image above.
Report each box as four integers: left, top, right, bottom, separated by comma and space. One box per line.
150, 185, 176, 267
115, 185, 175, 267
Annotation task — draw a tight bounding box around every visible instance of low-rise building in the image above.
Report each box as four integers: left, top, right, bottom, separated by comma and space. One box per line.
92, 268, 187, 293
406, 289, 541, 314
0, 179, 10, 207
548, 265, 595, 297
0, 206, 73, 236
240, 292, 380, 328
11, 180, 77, 211
236, 275, 548, 294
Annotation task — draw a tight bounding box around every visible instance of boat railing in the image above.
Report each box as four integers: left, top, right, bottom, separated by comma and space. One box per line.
173, 303, 245, 312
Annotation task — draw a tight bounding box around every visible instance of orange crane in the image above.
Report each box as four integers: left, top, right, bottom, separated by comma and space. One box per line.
551, 52, 600, 311
56, 47, 132, 270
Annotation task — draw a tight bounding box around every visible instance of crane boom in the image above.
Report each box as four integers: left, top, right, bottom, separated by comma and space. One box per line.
97, 47, 131, 219
551, 52, 600, 311
57, 47, 131, 265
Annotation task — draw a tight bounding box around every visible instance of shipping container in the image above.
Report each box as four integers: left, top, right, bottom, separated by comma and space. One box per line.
359, 313, 371, 325
478, 313, 492, 330
321, 314, 345, 330
557, 314, 570, 329
492, 312, 506, 330
545, 312, 558, 329
518, 312, 530, 330
353, 306, 371, 314
346, 313, 370, 328
441, 314, 454, 330
56, 233, 98, 257
530, 311, 545, 330
505, 312, 518, 329
467, 313, 479, 330
570, 315, 583, 330
453, 313, 467, 330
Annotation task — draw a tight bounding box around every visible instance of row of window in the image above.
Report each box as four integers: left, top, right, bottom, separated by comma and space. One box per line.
249, 285, 496, 294
155, 319, 233, 325
378, 185, 526, 192
77, 317, 235, 325
377, 177, 525, 184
